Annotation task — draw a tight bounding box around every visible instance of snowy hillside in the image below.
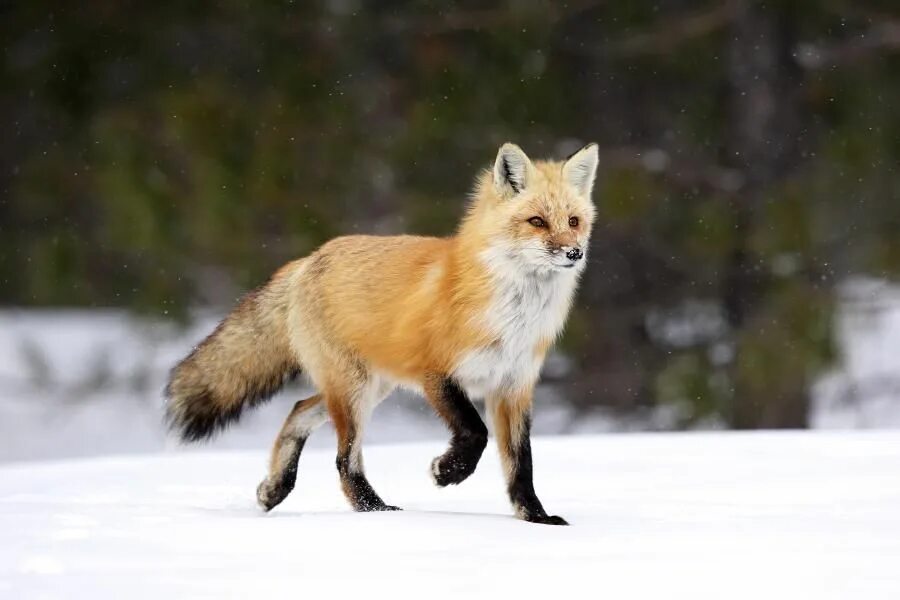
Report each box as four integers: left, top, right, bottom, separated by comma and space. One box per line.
2, 432, 899, 599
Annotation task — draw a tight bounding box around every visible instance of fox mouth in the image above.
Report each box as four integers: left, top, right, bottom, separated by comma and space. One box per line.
548, 261, 578, 270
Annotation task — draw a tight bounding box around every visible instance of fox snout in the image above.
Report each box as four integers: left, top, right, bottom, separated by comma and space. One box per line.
547, 242, 584, 267
548, 243, 583, 259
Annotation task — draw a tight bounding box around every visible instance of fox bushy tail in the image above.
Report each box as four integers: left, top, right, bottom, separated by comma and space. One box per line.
165, 268, 300, 442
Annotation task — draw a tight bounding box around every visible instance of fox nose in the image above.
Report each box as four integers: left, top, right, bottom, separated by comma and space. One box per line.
566, 247, 583, 261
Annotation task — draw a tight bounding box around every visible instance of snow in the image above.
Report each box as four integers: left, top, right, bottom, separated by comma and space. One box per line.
1, 283, 898, 596
2, 431, 899, 599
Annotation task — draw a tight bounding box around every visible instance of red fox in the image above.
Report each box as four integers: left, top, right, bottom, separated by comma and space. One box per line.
166, 142, 598, 525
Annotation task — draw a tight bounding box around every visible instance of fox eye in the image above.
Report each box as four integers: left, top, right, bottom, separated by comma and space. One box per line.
528, 217, 547, 228
569, 216, 579, 227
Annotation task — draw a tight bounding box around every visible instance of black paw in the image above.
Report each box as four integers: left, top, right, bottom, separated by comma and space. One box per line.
356, 501, 402, 512
525, 514, 569, 526
257, 478, 293, 512
430, 453, 478, 487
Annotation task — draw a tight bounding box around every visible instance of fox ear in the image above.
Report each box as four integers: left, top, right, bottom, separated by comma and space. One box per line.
493, 143, 532, 198
563, 143, 599, 197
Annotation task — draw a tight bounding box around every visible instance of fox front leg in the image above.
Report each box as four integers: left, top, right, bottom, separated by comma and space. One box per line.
424, 375, 488, 487
490, 393, 567, 525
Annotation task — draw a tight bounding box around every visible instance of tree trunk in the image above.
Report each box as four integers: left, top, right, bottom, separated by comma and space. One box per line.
724, 0, 808, 428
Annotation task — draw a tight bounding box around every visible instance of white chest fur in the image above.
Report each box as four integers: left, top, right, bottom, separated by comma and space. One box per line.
452, 267, 578, 398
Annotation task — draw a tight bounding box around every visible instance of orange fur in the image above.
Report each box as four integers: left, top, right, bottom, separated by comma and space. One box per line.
488, 390, 532, 481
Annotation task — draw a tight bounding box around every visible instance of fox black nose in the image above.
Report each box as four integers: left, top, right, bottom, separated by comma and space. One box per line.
566, 247, 583, 261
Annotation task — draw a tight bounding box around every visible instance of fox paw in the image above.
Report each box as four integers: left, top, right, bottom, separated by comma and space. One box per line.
430, 453, 477, 487
525, 514, 569, 526
355, 501, 402, 512
256, 478, 292, 512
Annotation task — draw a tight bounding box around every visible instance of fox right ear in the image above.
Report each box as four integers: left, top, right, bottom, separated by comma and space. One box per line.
493, 143, 532, 198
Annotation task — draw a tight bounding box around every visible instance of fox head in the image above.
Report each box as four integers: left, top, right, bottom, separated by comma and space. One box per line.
465, 142, 599, 276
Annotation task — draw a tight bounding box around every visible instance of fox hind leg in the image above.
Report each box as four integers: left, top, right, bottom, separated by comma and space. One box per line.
424, 376, 488, 487
329, 382, 399, 512
257, 394, 328, 511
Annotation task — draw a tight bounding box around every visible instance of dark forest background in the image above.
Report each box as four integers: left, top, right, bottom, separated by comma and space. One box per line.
2, 0, 898, 429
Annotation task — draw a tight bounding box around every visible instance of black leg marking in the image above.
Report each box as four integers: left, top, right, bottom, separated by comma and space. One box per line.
257, 436, 307, 511
328, 389, 400, 513
507, 415, 568, 526
257, 395, 327, 512
428, 377, 488, 487
336, 452, 400, 512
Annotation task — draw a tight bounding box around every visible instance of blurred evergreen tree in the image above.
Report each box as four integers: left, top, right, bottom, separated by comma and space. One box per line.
1, 0, 897, 427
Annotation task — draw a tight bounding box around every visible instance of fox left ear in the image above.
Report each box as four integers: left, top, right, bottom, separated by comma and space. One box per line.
562, 143, 599, 197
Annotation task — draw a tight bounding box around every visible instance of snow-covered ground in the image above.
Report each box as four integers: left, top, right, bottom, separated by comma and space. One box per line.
1, 432, 898, 599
